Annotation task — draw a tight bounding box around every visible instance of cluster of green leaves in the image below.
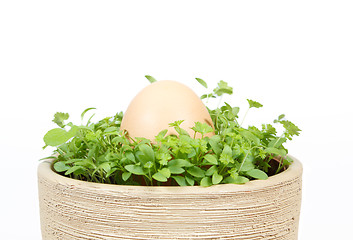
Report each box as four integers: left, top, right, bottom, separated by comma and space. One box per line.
43, 77, 301, 186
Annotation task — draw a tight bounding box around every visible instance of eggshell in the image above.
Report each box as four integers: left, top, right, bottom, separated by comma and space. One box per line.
120, 80, 214, 141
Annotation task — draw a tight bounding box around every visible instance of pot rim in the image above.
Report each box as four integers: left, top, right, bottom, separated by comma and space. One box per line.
38, 155, 302, 194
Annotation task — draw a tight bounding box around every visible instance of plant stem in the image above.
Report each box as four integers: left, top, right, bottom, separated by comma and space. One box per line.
238, 149, 250, 173
240, 107, 250, 127
217, 95, 224, 109
219, 163, 227, 175
214, 95, 224, 130
272, 133, 285, 148
237, 146, 259, 173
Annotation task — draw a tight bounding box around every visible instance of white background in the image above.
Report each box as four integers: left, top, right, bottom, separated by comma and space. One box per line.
1, 1, 352, 239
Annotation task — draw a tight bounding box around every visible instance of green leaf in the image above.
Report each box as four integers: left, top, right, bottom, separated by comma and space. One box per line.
246, 169, 268, 180
144, 161, 154, 169
247, 99, 263, 109
225, 175, 249, 184
65, 166, 84, 175
168, 159, 193, 167
174, 126, 190, 136
213, 80, 233, 96
200, 93, 216, 100
191, 122, 214, 135
239, 130, 260, 145
200, 94, 208, 100
232, 106, 240, 117
43, 128, 76, 147
208, 135, 221, 155
205, 165, 218, 176
159, 168, 171, 178
262, 124, 277, 135
278, 114, 285, 121
268, 137, 286, 148
152, 168, 171, 182
106, 168, 118, 178
187, 166, 205, 178
145, 75, 157, 83
212, 171, 223, 185
219, 145, 233, 164
234, 176, 249, 184
185, 175, 195, 186
81, 108, 96, 121
52, 112, 69, 128
172, 176, 187, 186
99, 162, 111, 173
195, 78, 208, 88
104, 126, 119, 133
168, 166, 185, 174
122, 172, 132, 181
53, 161, 70, 172
169, 120, 184, 127
124, 164, 145, 175
239, 158, 255, 172
204, 154, 218, 165
155, 129, 168, 142
136, 144, 155, 165
152, 172, 168, 182
125, 151, 136, 163
200, 177, 212, 187
265, 147, 286, 157
139, 144, 155, 161
156, 151, 171, 166
281, 120, 301, 138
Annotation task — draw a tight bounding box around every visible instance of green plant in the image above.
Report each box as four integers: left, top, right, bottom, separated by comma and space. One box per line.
42, 77, 301, 186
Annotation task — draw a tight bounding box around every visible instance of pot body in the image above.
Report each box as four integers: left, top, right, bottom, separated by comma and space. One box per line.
38, 157, 302, 240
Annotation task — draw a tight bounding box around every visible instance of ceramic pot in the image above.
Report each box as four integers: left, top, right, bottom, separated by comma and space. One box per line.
38, 157, 302, 240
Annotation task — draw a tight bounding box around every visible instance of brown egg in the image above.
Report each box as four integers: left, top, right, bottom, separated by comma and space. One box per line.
120, 80, 214, 141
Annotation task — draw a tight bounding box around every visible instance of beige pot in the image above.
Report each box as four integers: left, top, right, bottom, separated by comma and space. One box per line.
38, 157, 303, 240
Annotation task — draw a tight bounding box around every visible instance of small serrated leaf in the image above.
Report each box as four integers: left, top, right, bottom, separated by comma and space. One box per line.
247, 99, 263, 109
52, 112, 69, 128
213, 80, 233, 96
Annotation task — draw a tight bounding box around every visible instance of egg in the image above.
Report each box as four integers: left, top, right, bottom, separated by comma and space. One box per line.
120, 80, 215, 141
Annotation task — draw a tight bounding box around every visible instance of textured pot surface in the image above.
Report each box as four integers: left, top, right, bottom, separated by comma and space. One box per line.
38, 157, 302, 240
